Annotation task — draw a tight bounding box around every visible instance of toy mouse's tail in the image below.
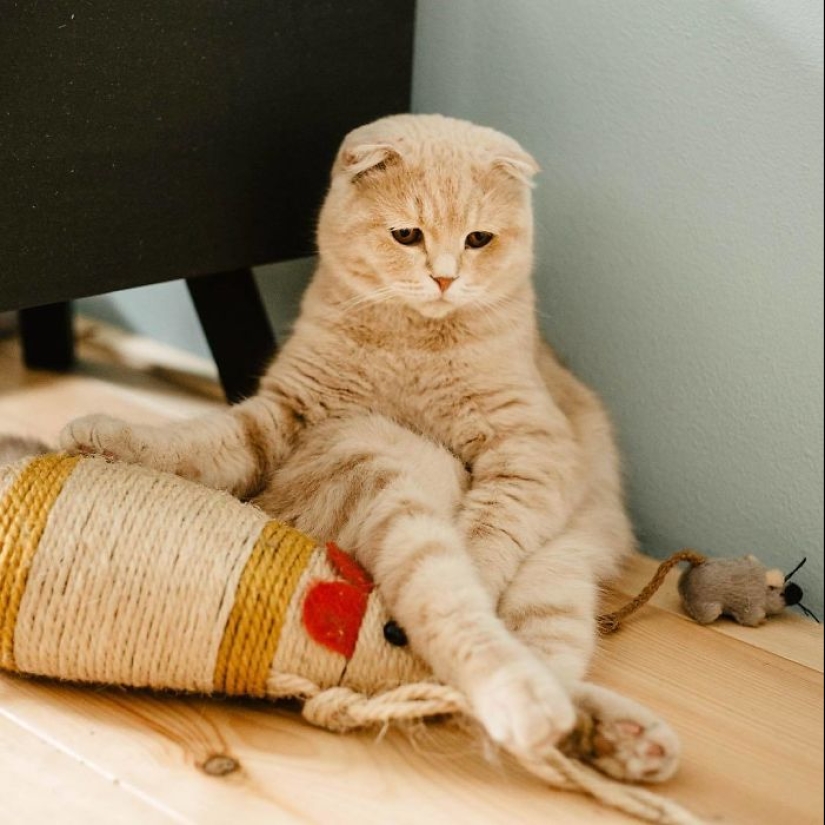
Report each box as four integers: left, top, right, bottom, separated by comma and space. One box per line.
598, 550, 708, 634
0, 435, 50, 466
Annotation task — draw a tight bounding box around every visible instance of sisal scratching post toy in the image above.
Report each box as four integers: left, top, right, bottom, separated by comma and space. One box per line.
0, 454, 703, 825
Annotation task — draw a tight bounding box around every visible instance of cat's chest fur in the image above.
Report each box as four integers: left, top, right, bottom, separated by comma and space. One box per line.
323, 343, 498, 462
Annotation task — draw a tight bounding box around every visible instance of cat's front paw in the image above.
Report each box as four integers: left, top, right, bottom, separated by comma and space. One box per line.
470, 654, 576, 757
60, 415, 145, 463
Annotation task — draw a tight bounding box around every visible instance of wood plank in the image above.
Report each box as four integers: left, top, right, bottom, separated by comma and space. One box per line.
0, 322, 221, 445
0, 706, 174, 824
591, 602, 824, 825
0, 676, 643, 825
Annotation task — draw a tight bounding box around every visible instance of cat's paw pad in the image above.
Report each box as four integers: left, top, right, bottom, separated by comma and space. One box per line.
471, 657, 576, 757
587, 715, 680, 783
570, 684, 680, 783
60, 415, 143, 462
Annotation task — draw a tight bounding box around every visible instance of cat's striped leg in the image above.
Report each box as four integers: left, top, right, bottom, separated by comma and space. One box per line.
360, 498, 577, 757
498, 521, 680, 783
358, 473, 577, 753
59, 394, 297, 497
497, 528, 602, 688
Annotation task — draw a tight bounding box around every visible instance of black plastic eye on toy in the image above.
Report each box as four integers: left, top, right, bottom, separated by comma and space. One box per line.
383, 620, 409, 647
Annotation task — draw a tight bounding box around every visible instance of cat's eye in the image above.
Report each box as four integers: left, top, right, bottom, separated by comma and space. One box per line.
392, 227, 423, 246
466, 231, 495, 249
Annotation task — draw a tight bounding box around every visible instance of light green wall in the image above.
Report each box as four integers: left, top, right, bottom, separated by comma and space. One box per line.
80, 0, 824, 614
414, 0, 823, 613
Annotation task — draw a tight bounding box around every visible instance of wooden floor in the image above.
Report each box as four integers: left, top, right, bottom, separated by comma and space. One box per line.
0, 320, 822, 825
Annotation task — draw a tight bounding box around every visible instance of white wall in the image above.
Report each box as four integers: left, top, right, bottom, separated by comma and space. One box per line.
414, 0, 824, 613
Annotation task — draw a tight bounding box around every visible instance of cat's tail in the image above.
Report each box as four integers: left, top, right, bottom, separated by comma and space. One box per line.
0, 435, 50, 466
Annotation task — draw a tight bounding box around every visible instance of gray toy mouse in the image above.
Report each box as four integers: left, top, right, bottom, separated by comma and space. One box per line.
598, 550, 816, 634
678, 555, 804, 627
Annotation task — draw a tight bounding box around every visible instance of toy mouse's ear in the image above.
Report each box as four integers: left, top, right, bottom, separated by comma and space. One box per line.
335, 142, 403, 181
765, 569, 785, 588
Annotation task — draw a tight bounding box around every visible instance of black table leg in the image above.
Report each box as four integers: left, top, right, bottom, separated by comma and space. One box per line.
19, 301, 75, 371
187, 269, 277, 404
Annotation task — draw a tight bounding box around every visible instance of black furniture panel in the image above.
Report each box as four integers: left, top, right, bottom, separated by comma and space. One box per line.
0, 2, 416, 398
0, 1, 416, 310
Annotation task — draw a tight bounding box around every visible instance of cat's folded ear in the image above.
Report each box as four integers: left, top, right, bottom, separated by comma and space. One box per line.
492, 149, 541, 188
335, 142, 403, 182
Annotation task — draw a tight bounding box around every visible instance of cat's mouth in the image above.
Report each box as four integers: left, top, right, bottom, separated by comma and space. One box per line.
416, 296, 458, 319
393, 282, 467, 318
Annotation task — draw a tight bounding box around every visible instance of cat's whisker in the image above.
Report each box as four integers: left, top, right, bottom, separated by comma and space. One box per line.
329, 285, 401, 315
468, 293, 535, 334
475, 293, 548, 333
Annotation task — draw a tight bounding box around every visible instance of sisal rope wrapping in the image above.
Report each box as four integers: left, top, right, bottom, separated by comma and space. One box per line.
0, 454, 704, 825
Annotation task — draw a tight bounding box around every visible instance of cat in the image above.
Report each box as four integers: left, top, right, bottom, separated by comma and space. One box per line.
0, 435, 48, 466
57, 114, 679, 782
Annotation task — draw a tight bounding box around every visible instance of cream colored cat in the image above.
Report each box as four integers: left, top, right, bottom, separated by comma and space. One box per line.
61, 114, 679, 782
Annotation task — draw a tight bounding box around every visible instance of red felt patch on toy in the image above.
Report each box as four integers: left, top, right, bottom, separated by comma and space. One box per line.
325, 542, 374, 594
302, 581, 368, 659
302, 543, 374, 659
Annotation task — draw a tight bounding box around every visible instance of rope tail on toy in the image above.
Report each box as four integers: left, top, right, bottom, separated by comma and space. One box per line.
598, 550, 708, 634
0, 454, 705, 825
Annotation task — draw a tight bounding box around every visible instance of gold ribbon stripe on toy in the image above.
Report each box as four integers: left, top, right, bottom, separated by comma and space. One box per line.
214, 521, 316, 697
0, 454, 81, 670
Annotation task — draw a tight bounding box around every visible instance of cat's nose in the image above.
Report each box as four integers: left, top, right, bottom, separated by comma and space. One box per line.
431, 253, 458, 292
432, 275, 457, 293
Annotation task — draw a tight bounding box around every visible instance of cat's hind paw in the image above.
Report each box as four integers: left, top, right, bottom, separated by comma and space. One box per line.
566, 683, 680, 783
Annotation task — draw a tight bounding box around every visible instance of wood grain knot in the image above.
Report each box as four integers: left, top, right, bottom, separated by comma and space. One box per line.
200, 754, 240, 777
